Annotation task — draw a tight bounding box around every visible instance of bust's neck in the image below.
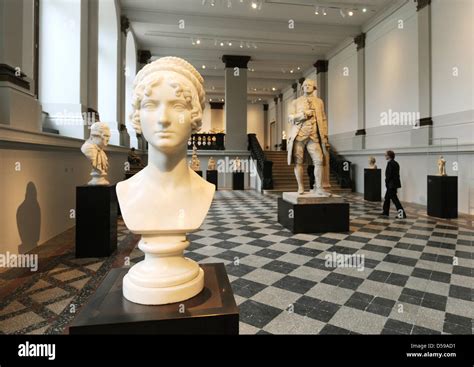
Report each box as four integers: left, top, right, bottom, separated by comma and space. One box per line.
147, 144, 190, 189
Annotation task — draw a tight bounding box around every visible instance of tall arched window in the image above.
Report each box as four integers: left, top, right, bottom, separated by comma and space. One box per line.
98, 0, 121, 145
125, 31, 137, 148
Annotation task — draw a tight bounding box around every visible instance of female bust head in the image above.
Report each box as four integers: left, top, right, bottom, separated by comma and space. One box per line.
130, 57, 206, 153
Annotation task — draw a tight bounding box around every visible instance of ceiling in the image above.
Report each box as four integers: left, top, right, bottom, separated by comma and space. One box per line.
121, 0, 393, 103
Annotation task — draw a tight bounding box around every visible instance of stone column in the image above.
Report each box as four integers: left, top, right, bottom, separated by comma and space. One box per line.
314, 60, 330, 188
222, 55, 251, 151
353, 33, 366, 150
119, 15, 130, 148
278, 93, 283, 150
136, 50, 151, 150
210, 102, 224, 132
314, 60, 328, 105
273, 96, 279, 150
412, 0, 433, 146
263, 103, 268, 148
0, 0, 41, 132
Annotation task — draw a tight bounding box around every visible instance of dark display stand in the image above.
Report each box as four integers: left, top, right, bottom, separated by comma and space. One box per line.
364, 169, 382, 202
194, 170, 203, 177
278, 197, 349, 234
281, 139, 287, 151
75, 185, 117, 258
232, 171, 244, 190
427, 175, 458, 218
206, 170, 218, 190
69, 263, 239, 335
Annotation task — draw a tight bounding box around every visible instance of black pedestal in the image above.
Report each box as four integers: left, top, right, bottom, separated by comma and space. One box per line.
75, 185, 117, 258
206, 170, 218, 190
232, 171, 244, 190
194, 170, 203, 177
69, 263, 239, 335
281, 139, 287, 151
364, 169, 382, 202
427, 175, 458, 218
278, 197, 349, 234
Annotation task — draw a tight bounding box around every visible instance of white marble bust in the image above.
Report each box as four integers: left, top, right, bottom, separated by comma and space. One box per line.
81, 122, 111, 185
117, 57, 214, 234
116, 56, 215, 304
207, 156, 216, 171
368, 156, 377, 169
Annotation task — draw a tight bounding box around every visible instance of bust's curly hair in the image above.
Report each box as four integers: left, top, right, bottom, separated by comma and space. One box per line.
130, 57, 206, 134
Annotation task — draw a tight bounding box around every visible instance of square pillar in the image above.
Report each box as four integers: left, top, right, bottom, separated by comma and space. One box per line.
222, 55, 251, 151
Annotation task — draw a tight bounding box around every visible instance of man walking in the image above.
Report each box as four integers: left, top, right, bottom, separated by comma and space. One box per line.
382, 150, 407, 218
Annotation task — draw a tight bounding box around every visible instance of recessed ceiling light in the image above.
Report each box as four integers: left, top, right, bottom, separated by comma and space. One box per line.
297, 66, 301, 70
220, 42, 224, 46
348, 10, 354, 16
202, 65, 206, 69
196, 39, 201, 44
251, 1, 257, 9
323, 8, 327, 16
362, 8, 367, 13
290, 69, 294, 74
228, 41, 232, 46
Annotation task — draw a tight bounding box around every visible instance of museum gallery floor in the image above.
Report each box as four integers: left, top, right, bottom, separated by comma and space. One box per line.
0, 191, 472, 335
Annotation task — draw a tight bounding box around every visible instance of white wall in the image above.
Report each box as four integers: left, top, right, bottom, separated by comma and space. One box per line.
0, 137, 129, 255
328, 43, 358, 135
247, 103, 264, 146
431, 0, 474, 144
323, 0, 473, 215
364, 1, 419, 148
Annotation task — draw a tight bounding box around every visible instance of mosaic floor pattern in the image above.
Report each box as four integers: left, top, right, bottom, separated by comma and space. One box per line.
0, 191, 472, 335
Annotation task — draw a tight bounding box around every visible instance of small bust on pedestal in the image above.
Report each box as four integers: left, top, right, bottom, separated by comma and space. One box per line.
81, 122, 111, 185
437, 155, 447, 176
116, 56, 215, 305
368, 156, 377, 169
207, 156, 216, 171
189, 144, 200, 171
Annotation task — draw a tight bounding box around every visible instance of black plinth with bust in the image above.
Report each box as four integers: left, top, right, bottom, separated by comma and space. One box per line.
364, 169, 382, 202
206, 170, 218, 190
68, 263, 239, 335
75, 185, 117, 258
232, 171, 244, 190
427, 175, 458, 218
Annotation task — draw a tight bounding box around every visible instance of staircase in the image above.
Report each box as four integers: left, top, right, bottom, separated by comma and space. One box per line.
263, 151, 352, 194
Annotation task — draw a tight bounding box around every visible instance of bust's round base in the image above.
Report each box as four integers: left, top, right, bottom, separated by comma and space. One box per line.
123, 267, 204, 305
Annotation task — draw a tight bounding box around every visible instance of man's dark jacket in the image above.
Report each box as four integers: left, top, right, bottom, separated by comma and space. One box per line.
385, 159, 402, 189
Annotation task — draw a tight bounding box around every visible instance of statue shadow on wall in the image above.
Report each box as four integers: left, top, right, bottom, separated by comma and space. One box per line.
16, 181, 41, 254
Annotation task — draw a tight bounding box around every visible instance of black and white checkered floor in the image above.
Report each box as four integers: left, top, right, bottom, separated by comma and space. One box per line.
130, 190, 473, 335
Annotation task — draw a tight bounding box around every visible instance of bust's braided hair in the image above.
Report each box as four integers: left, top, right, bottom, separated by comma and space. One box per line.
130, 57, 206, 134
